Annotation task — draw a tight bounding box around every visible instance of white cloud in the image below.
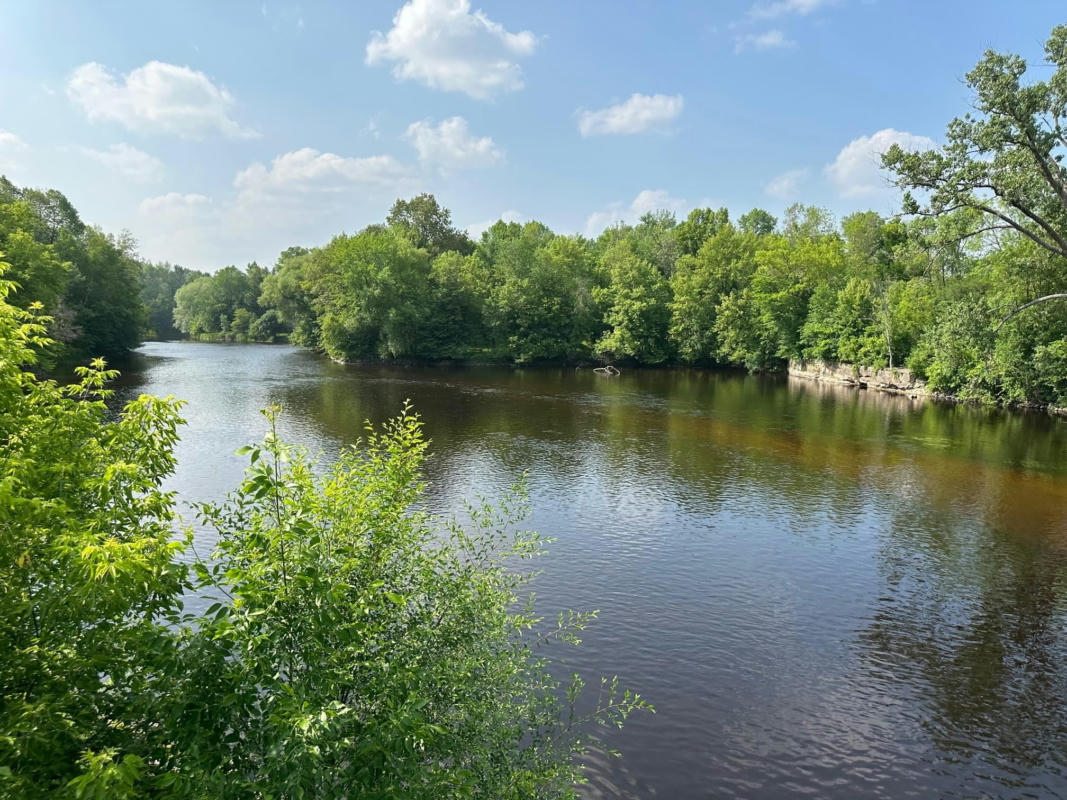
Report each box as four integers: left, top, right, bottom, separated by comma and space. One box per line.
405, 116, 502, 171
136, 193, 223, 270
139, 191, 213, 217
734, 29, 795, 52
76, 143, 164, 182
233, 147, 414, 198
577, 93, 684, 137
366, 0, 537, 100
749, 0, 834, 19
133, 147, 420, 269
585, 189, 686, 237
825, 128, 936, 197
765, 167, 809, 199
0, 130, 28, 170
66, 60, 257, 139
466, 209, 524, 238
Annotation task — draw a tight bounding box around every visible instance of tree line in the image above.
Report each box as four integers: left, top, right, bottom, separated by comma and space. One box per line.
158, 186, 1065, 408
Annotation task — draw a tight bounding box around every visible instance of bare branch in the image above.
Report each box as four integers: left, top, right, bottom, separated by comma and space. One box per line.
995, 292, 1067, 330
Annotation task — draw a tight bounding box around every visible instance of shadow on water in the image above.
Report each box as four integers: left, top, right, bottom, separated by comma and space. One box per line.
115, 343, 1067, 799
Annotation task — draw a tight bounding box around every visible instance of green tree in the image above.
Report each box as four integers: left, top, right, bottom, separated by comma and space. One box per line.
0, 265, 188, 798
259, 247, 317, 346
58, 230, 146, 360
483, 225, 599, 362
139, 262, 206, 340
883, 23, 1067, 321
738, 208, 777, 236
595, 242, 672, 363
387, 194, 474, 258
675, 207, 730, 256
307, 228, 433, 360
670, 224, 758, 363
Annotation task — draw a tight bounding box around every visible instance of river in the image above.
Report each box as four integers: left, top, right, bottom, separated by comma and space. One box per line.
115, 341, 1067, 799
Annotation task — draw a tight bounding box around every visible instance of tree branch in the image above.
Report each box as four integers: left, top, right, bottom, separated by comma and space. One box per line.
995, 292, 1067, 330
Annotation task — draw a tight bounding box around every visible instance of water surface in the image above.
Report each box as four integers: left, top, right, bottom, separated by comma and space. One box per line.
116, 342, 1067, 799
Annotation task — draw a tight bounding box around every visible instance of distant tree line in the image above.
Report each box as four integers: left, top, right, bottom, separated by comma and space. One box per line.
168, 189, 1061, 408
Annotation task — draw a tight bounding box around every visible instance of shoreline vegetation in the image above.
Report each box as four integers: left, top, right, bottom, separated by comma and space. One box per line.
0, 277, 651, 797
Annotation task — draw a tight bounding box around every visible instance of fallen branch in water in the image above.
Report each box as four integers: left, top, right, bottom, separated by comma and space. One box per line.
593, 365, 620, 377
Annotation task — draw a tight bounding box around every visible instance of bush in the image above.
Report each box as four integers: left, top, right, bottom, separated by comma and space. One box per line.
0, 264, 648, 798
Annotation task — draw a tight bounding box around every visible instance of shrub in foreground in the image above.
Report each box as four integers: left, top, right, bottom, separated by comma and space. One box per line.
0, 265, 648, 799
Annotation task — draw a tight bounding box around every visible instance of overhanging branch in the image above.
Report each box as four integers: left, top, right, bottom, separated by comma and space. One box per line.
995, 292, 1067, 330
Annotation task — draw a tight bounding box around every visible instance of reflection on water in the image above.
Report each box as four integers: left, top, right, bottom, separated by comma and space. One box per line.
114, 342, 1067, 799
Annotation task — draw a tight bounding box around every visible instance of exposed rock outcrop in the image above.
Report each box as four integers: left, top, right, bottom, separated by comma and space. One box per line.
788, 359, 928, 398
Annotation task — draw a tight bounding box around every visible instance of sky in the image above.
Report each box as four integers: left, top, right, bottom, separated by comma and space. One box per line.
0, 0, 1064, 271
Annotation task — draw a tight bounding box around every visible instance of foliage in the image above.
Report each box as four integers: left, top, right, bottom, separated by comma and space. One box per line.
387, 193, 474, 258
308, 228, 434, 360
172, 265, 274, 342
0, 269, 649, 797
884, 23, 1067, 314
139, 262, 207, 340
0, 265, 188, 798
595, 242, 672, 363
0, 178, 145, 361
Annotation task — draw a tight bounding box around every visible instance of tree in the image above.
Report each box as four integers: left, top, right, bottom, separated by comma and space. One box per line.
140, 262, 206, 340
307, 229, 434, 360
483, 225, 599, 362
58, 230, 146, 360
0, 265, 188, 798
883, 24, 1067, 321
172, 267, 257, 338
738, 208, 777, 236
675, 207, 730, 256
781, 203, 835, 242
387, 194, 474, 258
669, 224, 759, 363
595, 242, 672, 363
259, 247, 317, 346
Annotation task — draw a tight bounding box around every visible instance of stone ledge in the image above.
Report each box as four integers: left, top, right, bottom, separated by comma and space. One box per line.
788, 359, 928, 398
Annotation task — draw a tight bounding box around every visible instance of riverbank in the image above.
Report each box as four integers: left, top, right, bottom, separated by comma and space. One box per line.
149, 337, 1065, 419
788, 358, 1067, 417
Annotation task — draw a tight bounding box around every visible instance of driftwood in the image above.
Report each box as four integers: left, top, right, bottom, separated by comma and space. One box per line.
593, 365, 621, 377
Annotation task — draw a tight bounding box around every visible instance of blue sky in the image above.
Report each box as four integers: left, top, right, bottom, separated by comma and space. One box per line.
0, 0, 1063, 270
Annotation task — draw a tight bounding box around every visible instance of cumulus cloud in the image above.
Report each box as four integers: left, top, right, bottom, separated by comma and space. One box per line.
466, 209, 524, 238
134, 146, 422, 269
825, 128, 936, 197
139, 191, 213, 218
765, 168, 809, 199
66, 60, 257, 139
749, 0, 834, 19
405, 116, 503, 171
366, 0, 537, 100
0, 130, 28, 170
76, 143, 164, 182
233, 147, 414, 198
577, 93, 684, 137
734, 29, 795, 52
585, 189, 686, 237
136, 192, 224, 270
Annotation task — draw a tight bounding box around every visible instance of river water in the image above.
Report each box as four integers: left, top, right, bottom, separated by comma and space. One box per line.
115, 341, 1067, 799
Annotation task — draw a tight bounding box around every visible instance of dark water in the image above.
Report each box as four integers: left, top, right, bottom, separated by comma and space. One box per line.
115, 341, 1067, 799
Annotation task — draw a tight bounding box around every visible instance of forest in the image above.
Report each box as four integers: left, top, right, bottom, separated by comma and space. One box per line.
3, 27, 1067, 409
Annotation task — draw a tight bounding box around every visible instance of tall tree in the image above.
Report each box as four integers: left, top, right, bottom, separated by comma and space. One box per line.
387, 194, 474, 258
883, 24, 1067, 322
